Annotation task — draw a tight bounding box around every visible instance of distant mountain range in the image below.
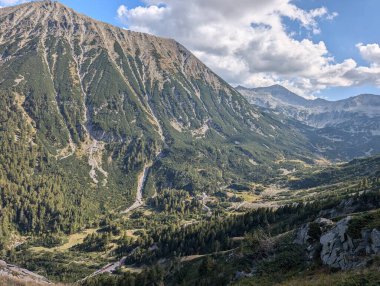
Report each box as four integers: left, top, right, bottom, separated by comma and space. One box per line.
237, 85, 380, 160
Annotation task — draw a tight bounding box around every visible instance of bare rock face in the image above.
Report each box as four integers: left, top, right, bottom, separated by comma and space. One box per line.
295, 216, 380, 270
294, 223, 310, 245
294, 218, 334, 260
0, 260, 51, 284
319, 217, 357, 270
295, 218, 335, 245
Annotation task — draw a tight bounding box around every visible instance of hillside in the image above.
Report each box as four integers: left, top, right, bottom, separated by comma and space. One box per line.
0, 1, 318, 247
288, 155, 380, 189
81, 157, 380, 285
1, 2, 380, 286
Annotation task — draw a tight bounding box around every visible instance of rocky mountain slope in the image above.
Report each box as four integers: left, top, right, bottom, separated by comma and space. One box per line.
0, 1, 319, 242
237, 85, 380, 160
0, 260, 51, 285
295, 216, 380, 270
1, 2, 380, 286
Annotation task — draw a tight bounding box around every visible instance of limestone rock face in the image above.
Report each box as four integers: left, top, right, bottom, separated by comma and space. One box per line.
294, 223, 311, 245
294, 218, 334, 260
0, 260, 50, 284
319, 217, 356, 269
295, 218, 334, 245
295, 216, 380, 270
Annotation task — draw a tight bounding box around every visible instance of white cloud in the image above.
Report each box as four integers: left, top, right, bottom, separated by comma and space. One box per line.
357, 43, 380, 66
0, 0, 30, 6
117, 0, 380, 97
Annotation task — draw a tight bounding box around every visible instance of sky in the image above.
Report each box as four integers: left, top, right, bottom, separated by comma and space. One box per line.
1, 0, 380, 100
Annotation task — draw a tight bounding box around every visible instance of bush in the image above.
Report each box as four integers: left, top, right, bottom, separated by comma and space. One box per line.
74, 233, 110, 252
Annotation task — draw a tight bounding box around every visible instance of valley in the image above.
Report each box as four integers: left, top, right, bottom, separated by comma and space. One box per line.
4, 156, 380, 284
0, 1, 379, 286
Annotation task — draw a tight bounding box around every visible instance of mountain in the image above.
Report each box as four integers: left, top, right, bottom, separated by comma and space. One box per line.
237, 85, 380, 160
0, 1, 320, 243
1, 2, 380, 285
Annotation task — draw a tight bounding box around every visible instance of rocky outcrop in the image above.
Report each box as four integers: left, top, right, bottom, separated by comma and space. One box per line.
318, 198, 358, 219
0, 260, 51, 284
294, 218, 334, 260
319, 217, 358, 269
294, 218, 334, 245
295, 216, 380, 270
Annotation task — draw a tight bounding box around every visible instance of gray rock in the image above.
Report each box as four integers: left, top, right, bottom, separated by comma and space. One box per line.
371, 229, 380, 254
320, 217, 357, 270
295, 215, 380, 271
294, 218, 334, 245
315, 218, 335, 231
0, 260, 7, 268
294, 223, 311, 245
354, 241, 367, 256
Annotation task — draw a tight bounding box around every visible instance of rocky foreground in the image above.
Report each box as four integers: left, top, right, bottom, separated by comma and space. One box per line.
295, 216, 380, 270
0, 260, 51, 285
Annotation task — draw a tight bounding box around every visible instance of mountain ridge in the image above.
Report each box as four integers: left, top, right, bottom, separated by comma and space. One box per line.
0, 0, 320, 245
237, 84, 380, 159
1, 2, 380, 285
237, 84, 380, 109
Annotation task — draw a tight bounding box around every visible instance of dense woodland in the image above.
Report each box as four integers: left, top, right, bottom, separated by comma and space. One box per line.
81, 178, 380, 285
126, 179, 380, 265
0, 90, 89, 244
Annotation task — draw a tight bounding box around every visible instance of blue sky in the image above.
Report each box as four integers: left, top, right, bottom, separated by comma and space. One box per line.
287, 0, 380, 99
2, 0, 380, 100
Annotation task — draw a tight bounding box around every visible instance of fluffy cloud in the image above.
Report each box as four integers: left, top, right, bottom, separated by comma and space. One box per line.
117, 0, 380, 97
0, 0, 31, 6
357, 43, 380, 66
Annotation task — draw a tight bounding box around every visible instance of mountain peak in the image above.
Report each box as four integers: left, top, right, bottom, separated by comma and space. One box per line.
1, 0, 96, 25
236, 84, 294, 94
268, 84, 288, 90
0, 0, 209, 84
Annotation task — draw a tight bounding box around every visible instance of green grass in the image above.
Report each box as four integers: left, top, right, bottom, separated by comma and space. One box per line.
236, 266, 380, 286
